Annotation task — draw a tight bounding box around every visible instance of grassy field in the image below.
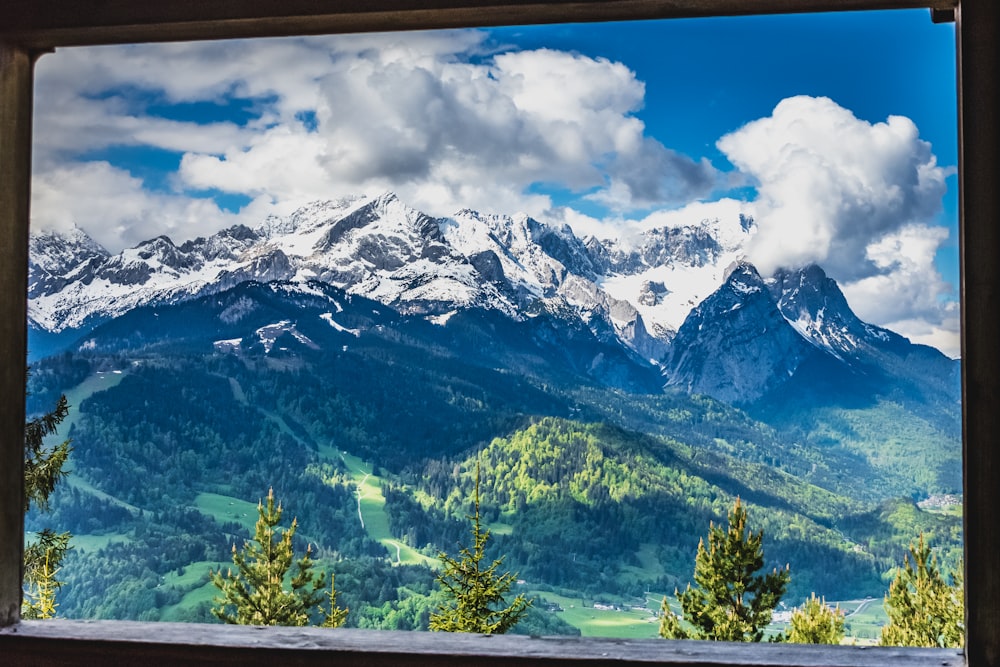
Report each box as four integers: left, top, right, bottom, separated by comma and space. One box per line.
319, 447, 437, 567
528, 590, 662, 638
62, 532, 131, 553
523, 588, 888, 642
617, 543, 668, 587
487, 522, 513, 535
157, 559, 229, 622
63, 371, 127, 419
838, 597, 888, 644
194, 492, 260, 533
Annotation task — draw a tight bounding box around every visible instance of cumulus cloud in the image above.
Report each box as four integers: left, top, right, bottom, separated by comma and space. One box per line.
840, 224, 959, 357
718, 95, 951, 279
30, 161, 246, 251
717, 95, 957, 356
173, 44, 718, 217
32, 32, 719, 250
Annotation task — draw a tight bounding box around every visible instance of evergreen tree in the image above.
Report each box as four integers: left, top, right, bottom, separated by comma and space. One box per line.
880, 534, 963, 648
430, 460, 530, 634
660, 497, 789, 642
211, 488, 347, 627
783, 593, 845, 644
23, 376, 72, 619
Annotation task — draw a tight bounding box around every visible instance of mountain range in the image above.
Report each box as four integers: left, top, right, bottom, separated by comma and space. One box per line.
28, 190, 959, 411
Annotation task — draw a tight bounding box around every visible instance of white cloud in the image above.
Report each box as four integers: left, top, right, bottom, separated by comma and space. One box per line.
33, 33, 719, 245
717, 95, 958, 357
840, 224, 959, 357
717, 95, 951, 280
30, 161, 246, 251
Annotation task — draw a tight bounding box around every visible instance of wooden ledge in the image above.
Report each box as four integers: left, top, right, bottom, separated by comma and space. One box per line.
2, 0, 958, 49
0, 620, 964, 667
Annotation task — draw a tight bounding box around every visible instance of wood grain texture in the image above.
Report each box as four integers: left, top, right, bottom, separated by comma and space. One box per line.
0, 620, 965, 667
2, 0, 956, 48
0, 43, 33, 629
958, 0, 1000, 665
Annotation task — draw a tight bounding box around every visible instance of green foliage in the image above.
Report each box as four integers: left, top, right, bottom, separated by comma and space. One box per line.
210, 488, 347, 627
24, 347, 962, 634
23, 371, 73, 619
430, 461, 530, 634
880, 534, 963, 647
783, 593, 845, 644
417, 417, 886, 600
22, 530, 71, 619
841, 498, 963, 575
25, 392, 72, 514
660, 497, 789, 642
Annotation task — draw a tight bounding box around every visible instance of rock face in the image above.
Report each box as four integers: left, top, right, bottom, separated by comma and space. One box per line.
663, 262, 818, 404
662, 262, 959, 407
28, 224, 110, 299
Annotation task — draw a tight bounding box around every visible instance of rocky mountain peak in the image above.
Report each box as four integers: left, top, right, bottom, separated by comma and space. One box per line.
662, 260, 818, 404
28, 191, 930, 400
767, 264, 899, 358
29, 224, 109, 274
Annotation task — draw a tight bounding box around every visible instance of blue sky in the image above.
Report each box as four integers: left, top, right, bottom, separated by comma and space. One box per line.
29, 9, 959, 355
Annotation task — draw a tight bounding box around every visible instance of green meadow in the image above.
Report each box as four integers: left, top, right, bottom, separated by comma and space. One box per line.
321, 447, 437, 567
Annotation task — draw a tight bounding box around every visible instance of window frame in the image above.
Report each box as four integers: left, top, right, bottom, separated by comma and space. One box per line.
1, 1, 995, 665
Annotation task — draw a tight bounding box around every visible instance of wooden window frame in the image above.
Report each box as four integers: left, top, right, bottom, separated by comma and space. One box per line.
0, 1, 995, 664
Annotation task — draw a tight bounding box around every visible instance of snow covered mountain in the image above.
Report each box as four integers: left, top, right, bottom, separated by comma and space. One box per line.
28, 192, 749, 361
663, 261, 960, 406
28, 190, 958, 409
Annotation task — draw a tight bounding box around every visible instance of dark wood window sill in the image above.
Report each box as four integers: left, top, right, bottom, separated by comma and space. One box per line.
1, 620, 964, 666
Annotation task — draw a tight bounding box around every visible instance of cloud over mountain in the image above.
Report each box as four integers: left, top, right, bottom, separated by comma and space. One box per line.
29, 34, 958, 357
717, 95, 956, 353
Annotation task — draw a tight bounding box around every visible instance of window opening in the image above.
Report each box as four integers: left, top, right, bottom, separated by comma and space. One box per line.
1, 3, 984, 664
29, 12, 961, 641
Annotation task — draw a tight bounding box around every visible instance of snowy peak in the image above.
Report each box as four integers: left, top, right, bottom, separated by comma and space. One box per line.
312, 192, 436, 252
28, 194, 958, 418
28, 191, 901, 389
768, 264, 898, 358
257, 196, 366, 239
28, 224, 110, 299
661, 258, 958, 408
663, 261, 816, 404
442, 208, 600, 305
29, 224, 109, 275
180, 224, 261, 262
604, 226, 723, 274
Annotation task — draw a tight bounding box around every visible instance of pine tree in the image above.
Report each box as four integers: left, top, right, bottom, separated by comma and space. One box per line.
22, 545, 64, 620
783, 593, 845, 644
210, 488, 347, 627
880, 534, 963, 648
659, 497, 789, 642
430, 460, 530, 634
23, 375, 72, 619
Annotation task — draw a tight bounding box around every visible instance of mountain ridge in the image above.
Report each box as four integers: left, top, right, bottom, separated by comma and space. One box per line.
29, 191, 958, 415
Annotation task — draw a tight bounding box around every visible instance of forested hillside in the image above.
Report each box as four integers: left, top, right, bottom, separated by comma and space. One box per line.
25, 306, 961, 636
